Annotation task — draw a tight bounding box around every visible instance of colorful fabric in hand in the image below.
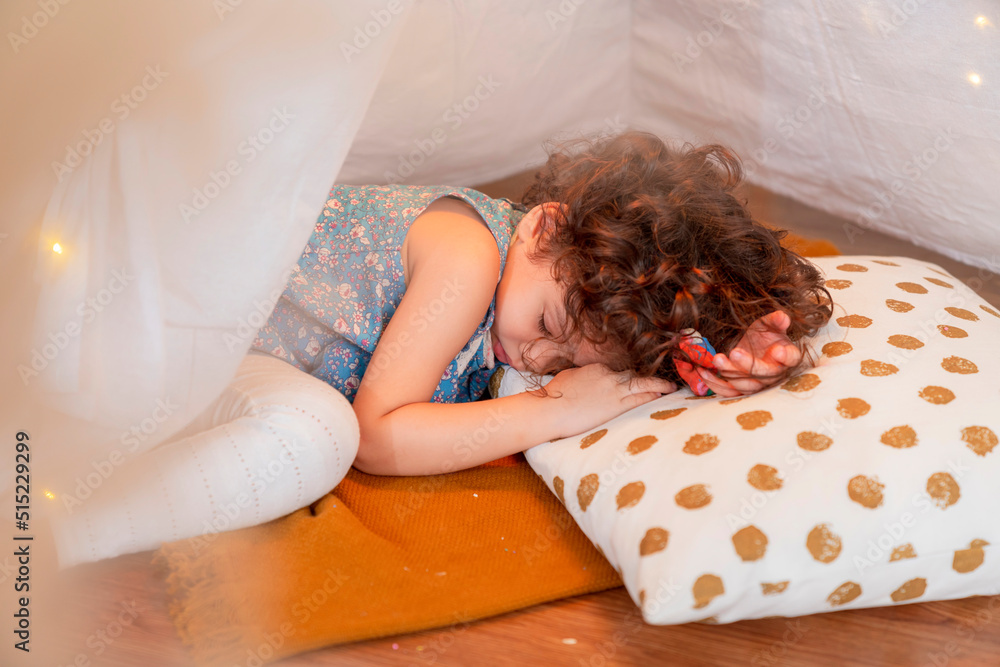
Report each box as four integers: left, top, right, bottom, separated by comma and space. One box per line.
673, 328, 718, 396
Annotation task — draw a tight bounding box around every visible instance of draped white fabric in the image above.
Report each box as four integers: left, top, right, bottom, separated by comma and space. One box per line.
1, 0, 995, 493
0, 0, 417, 488
630, 0, 999, 270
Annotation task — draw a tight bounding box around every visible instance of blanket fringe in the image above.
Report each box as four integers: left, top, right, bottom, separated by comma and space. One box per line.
152, 544, 259, 667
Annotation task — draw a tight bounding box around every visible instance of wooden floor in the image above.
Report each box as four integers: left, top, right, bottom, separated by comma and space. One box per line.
12, 549, 1000, 667
16, 174, 1000, 667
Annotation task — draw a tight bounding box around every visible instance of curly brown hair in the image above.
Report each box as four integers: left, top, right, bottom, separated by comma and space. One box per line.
515, 129, 833, 390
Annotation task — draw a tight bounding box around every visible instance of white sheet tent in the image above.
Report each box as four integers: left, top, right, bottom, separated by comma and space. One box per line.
1, 0, 997, 494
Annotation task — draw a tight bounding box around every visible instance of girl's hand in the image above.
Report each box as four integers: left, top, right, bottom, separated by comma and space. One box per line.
542, 364, 678, 439
696, 310, 802, 398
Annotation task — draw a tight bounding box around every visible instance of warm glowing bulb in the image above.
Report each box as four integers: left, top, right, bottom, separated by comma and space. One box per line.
52, 242, 63, 254
969, 72, 982, 86
975, 16, 990, 27
44, 490, 55, 499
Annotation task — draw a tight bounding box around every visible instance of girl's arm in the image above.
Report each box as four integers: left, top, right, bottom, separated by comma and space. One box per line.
351, 199, 540, 476
358, 390, 565, 476
359, 364, 676, 476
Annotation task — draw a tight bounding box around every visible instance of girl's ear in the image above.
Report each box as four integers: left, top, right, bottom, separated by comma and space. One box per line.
515, 205, 542, 248
521, 202, 566, 244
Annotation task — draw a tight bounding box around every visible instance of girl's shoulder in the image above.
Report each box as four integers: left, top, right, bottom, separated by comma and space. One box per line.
401, 195, 501, 290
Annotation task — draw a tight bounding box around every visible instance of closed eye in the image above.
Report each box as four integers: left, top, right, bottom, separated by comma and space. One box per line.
538, 313, 551, 336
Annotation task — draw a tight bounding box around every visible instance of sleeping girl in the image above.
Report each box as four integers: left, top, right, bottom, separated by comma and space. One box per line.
48, 129, 832, 567
251, 129, 833, 475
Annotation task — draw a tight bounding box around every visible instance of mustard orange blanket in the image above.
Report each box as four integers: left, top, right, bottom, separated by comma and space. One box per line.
153, 455, 622, 666
154, 233, 838, 667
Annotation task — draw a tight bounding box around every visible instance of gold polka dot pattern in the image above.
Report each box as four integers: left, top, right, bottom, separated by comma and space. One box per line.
640, 527, 669, 556
807, 524, 842, 563
519, 257, 1000, 625
861, 360, 899, 376
941, 356, 978, 374
961, 426, 997, 457
781, 373, 821, 392
837, 398, 871, 419
736, 411, 773, 430
827, 582, 862, 607
822, 341, 853, 357
918, 386, 955, 404
953, 540, 989, 573
732, 526, 768, 561
880, 425, 917, 448
937, 324, 968, 338
761, 582, 789, 595
890, 578, 926, 602
896, 282, 928, 294
945, 307, 978, 321
890, 544, 916, 561
675, 484, 712, 509
888, 334, 923, 349
616, 481, 645, 510
848, 475, 884, 508
651, 408, 686, 420
553, 476, 565, 505
580, 429, 608, 449
926, 472, 960, 509
837, 314, 873, 328
577, 474, 599, 512
797, 431, 833, 451
692, 575, 724, 609
683, 433, 719, 455
748, 465, 783, 491
627, 434, 657, 455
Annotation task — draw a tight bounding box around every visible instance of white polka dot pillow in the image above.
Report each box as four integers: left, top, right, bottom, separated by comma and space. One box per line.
491, 256, 1000, 624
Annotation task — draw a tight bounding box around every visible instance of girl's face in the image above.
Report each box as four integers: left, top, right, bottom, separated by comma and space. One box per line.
490, 203, 603, 374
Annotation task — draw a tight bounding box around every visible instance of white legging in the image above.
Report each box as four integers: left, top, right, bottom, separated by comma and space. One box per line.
48, 351, 360, 569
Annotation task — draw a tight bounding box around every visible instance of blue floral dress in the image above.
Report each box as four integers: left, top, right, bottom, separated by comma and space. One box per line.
251, 184, 526, 404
